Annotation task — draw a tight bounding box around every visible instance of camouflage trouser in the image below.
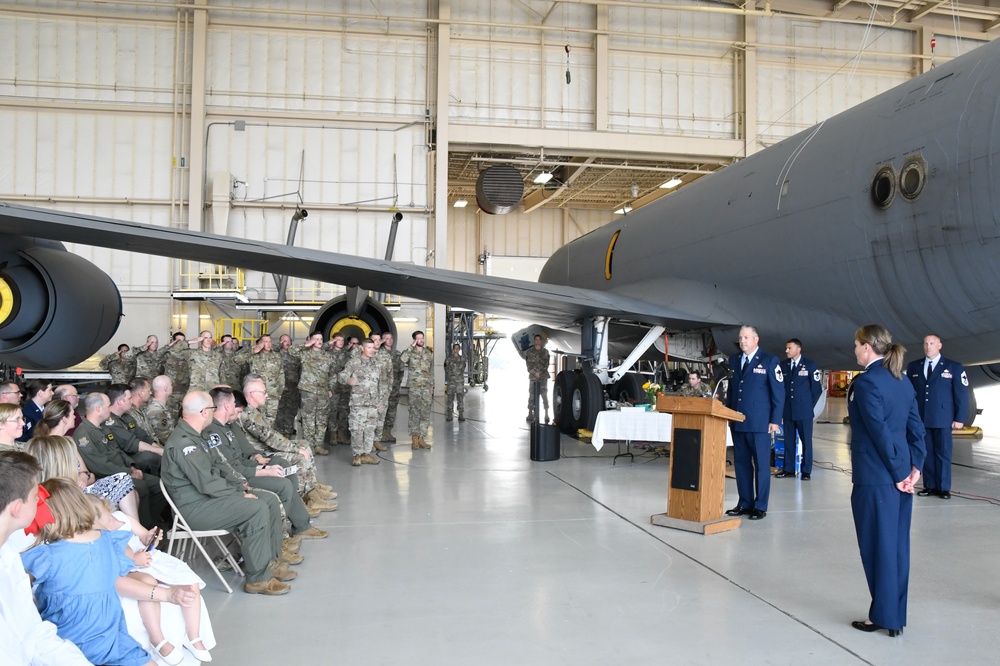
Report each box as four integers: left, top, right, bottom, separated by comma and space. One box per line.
384, 385, 401, 430
167, 388, 187, 421
335, 386, 351, 434
446, 385, 465, 415
408, 385, 432, 436
274, 387, 300, 436
265, 391, 282, 424
298, 389, 327, 446
349, 402, 379, 455
528, 379, 549, 414
375, 391, 390, 433
277, 447, 318, 494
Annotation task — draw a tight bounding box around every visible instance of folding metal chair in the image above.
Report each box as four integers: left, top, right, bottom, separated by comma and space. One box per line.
159, 479, 244, 593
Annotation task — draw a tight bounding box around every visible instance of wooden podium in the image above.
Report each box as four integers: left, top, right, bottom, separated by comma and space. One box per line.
650, 396, 745, 535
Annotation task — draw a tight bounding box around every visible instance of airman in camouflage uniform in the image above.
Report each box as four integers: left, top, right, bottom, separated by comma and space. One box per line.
399, 330, 433, 449
246, 335, 285, 421
444, 343, 467, 422
368, 334, 393, 451
274, 334, 301, 436
105, 384, 165, 475
324, 334, 350, 445
525, 334, 550, 422
134, 335, 167, 382
163, 333, 193, 416
381, 332, 404, 443
74, 392, 167, 527
145, 375, 177, 446
218, 334, 250, 389
339, 338, 383, 465
187, 331, 222, 391
287, 333, 336, 456
100, 344, 139, 384
239, 375, 338, 509
161, 391, 293, 595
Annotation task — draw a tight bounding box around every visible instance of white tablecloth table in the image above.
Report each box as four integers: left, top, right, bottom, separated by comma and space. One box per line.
591, 409, 673, 451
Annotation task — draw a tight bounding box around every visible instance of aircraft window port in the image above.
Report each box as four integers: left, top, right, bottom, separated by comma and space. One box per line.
871, 166, 896, 209
605, 230, 621, 280
899, 157, 926, 201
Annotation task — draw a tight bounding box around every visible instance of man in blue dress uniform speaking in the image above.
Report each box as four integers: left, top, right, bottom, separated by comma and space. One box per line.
906, 334, 968, 500
724, 326, 784, 521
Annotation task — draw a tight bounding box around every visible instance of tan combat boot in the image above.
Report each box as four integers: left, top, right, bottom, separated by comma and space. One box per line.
295, 526, 329, 539
337, 430, 351, 445
360, 452, 380, 465
315, 481, 335, 492
312, 486, 337, 500
458, 411, 465, 422
305, 491, 338, 512
446, 412, 453, 422
283, 537, 301, 554
270, 562, 298, 582
372, 441, 387, 452
305, 504, 321, 518
244, 578, 290, 596
417, 436, 431, 449
279, 549, 304, 566
351, 454, 362, 466
313, 445, 330, 456
411, 435, 420, 450
381, 428, 396, 443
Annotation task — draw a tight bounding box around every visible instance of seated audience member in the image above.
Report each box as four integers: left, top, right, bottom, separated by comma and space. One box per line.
106, 383, 165, 475
26, 431, 142, 526
0, 403, 26, 452
21, 478, 199, 666
74, 392, 168, 528
161, 391, 293, 596
0, 451, 91, 664
88, 495, 215, 664
146, 375, 178, 446
53, 385, 82, 435
0, 382, 22, 405
18, 379, 54, 442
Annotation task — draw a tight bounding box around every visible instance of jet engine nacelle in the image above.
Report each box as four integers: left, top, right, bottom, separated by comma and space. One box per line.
0, 238, 122, 370
311, 294, 398, 344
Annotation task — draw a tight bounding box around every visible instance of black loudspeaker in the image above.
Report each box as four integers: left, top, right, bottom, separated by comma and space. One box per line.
476, 165, 524, 214
530, 422, 560, 461
670, 428, 702, 491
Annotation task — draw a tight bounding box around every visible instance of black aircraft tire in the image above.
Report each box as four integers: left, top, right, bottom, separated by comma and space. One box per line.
965, 388, 978, 427
553, 371, 576, 431
571, 372, 604, 432
612, 372, 646, 406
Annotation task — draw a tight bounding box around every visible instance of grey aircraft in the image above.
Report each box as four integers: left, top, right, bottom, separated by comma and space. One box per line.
2, 37, 1000, 431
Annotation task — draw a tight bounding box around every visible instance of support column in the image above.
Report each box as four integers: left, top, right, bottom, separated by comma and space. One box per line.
183, 0, 208, 338
432, 0, 451, 395
740, 14, 758, 157
595, 4, 609, 131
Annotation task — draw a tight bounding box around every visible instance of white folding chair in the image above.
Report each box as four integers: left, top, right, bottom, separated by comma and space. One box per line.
159, 479, 244, 593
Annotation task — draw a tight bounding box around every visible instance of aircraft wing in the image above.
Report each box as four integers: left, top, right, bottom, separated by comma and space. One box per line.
0, 202, 713, 330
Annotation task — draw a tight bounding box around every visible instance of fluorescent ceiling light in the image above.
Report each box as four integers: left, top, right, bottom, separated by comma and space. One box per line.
394, 317, 419, 323
453, 199, 468, 208
660, 177, 683, 189
614, 205, 632, 214
533, 172, 553, 184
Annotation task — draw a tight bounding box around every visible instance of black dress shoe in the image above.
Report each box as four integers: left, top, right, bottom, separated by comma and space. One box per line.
725, 506, 749, 516
748, 509, 766, 520
939, 490, 951, 499
775, 471, 796, 478
851, 620, 900, 637
801, 472, 811, 480
917, 488, 938, 496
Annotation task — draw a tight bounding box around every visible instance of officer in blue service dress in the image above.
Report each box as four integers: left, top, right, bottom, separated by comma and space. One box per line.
906, 334, 968, 500
775, 338, 823, 480
848, 324, 925, 637
724, 326, 784, 520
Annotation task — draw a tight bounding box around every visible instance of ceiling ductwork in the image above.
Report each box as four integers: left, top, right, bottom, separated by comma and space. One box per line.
475, 165, 524, 215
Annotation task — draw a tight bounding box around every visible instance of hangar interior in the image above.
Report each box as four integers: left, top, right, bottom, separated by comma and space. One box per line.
3, 0, 1000, 664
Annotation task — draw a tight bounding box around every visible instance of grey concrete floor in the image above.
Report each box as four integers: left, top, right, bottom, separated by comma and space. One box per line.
196, 381, 1000, 665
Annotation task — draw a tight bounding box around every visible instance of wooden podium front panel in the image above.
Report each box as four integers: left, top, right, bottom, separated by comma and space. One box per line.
667, 413, 727, 523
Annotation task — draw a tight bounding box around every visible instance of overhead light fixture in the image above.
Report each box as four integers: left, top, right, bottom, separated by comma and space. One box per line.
453, 199, 468, 208
614, 205, 632, 215
533, 172, 553, 184
660, 177, 683, 189
394, 317, 419, 323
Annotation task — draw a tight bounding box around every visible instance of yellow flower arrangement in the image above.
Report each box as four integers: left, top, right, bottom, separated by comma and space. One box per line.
642, 381, 662, 405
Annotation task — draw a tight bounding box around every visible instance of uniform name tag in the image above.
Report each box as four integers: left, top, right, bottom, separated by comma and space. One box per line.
798, 369, 808, 376
753, 367, 766, 374
941, 370, 952, 379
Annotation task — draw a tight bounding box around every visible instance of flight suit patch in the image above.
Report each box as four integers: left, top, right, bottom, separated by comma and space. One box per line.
78, 437, 90, 448
182, 445, 196, 455
207, 434, 222, 448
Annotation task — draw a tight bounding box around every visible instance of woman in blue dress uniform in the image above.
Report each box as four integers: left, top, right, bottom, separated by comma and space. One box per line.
848, 324, 926, 636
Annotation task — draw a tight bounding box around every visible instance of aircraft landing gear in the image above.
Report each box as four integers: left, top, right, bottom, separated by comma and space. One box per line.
570, 372, 604, 432
611, 372, 646, 406
553, 371, 576, 431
